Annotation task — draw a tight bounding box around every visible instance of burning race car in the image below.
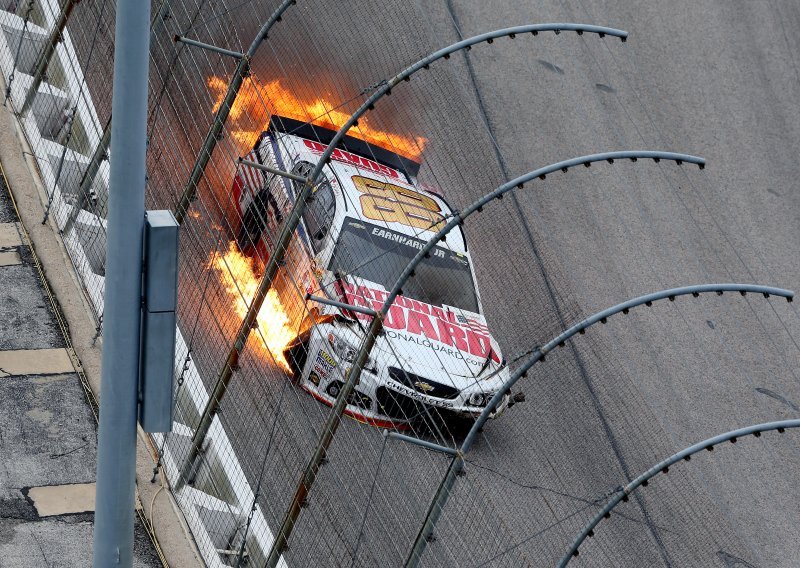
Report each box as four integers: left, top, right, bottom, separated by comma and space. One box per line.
230, 116, 510, 428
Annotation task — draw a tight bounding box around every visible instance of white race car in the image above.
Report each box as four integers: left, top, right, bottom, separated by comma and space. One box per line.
231, 116, 510, 428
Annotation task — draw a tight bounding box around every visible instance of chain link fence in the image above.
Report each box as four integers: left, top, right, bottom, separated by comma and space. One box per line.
1, 1, 799, 567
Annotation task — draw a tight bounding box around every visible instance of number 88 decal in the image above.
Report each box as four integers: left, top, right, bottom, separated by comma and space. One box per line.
352, 175, 445, 231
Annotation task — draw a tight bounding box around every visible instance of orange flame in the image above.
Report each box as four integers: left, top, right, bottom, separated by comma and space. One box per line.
210, 241, 294, 371
208, 76, 427, 160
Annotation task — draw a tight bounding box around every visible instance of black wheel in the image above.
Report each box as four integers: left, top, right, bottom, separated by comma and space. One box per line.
284, 337, 309, 381
326, 381, 342, 398
236, 186, 282, 252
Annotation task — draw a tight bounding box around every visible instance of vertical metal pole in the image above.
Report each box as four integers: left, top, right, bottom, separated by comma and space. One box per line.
19, 0, 79, 116
265, 315, 384, 567
92, 0, 150, 565
405, 455, 463, 568
4, 0, 35, 103
176, 174, 316, 487
173, 55, 247, 224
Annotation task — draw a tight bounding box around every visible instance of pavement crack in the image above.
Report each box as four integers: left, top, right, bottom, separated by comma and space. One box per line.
29, 525, 52, 567
50, 441, 88, 459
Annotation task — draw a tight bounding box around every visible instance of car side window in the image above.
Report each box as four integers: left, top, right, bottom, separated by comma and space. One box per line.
291, 161, 336, 248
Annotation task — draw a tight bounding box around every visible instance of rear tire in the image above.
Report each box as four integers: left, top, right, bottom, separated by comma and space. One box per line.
284, 338, 309, 382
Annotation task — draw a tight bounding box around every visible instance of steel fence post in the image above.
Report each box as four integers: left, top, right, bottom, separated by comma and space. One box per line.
172, 0, 296, 225
61, 118, 111, 235
265, 315, 384, 567
92, 0, 150, 565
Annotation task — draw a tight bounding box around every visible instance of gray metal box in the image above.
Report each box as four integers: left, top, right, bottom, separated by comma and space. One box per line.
139, 210, 179, 432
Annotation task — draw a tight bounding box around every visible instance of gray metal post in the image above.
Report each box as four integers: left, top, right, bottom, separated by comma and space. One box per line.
20, 0, 79, 116
176, 169, 318, 488
92, 0, 150, 565
558, 419, 800, 567
265, 315, 384, 567
62, 118, 111, 235
4, 0, 35, 104
403, 284, 793, 567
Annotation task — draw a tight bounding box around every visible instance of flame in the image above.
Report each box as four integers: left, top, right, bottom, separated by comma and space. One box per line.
208, 76, 427, 160
210, 241, 294, 371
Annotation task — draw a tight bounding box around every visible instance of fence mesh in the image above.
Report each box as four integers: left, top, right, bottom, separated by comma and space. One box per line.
1, 0, 799, 566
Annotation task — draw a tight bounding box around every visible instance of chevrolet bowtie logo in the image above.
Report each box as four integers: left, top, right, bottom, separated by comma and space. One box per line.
414, 381, 434, 393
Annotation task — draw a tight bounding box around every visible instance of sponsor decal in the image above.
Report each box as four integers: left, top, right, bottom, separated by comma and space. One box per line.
318, 349, 337, 368
385, 330, 483, 367
384, 381, 455, 408
368, 226, 448, 256
336, 281, 501, 364
454, 312, 490, 335
303, 139, 401, 179
311, 349, 337, 382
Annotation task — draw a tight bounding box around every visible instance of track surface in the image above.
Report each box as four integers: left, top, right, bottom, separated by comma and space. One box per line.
406, 2, 800, 567
136, 1, 800, 566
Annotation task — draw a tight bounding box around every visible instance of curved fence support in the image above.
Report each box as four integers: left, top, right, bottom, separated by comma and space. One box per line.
176, 20, 628, 488
258, 23, 628, 567
173, 0, 296, 224
404, 284, 793, 566
558, 419, 800, 567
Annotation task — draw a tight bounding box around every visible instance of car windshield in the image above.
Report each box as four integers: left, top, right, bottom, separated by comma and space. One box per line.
329, 218, 479, 313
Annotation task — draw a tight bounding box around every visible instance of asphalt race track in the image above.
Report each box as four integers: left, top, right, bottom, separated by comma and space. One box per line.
406, 2, 800, 566
136, 1, 800, 566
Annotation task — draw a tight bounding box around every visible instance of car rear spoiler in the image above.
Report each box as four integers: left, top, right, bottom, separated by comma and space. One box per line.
266, 115, 421, 180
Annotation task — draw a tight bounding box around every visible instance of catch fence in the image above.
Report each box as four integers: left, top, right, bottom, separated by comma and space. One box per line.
1, 1, 799, 567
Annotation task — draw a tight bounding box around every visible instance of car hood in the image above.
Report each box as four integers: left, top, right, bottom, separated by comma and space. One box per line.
333, 280, 505, 388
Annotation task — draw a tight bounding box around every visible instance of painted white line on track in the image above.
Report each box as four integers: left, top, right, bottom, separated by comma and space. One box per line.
0, 348, 74, 376
0, 222, 22, 247
27, 482, 96, 516
0, 249, 21, 265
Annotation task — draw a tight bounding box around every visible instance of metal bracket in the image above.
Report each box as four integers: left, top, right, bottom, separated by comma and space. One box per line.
238, 157, 307, 183
173, 35, 245, 59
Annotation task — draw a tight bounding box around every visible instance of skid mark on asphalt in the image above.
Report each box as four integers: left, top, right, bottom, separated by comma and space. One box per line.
595, 83, 616, 93
444, 2, 674, 564
717, 550, 758, 567
755, 387, 799, 412
537, 59, 565, 75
